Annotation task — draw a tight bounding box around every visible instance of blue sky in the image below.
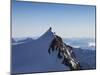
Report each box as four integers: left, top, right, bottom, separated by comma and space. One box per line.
12, 0, 96, 38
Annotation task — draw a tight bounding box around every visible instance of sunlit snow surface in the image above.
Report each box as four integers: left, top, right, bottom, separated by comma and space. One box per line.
12, 29, 96, 74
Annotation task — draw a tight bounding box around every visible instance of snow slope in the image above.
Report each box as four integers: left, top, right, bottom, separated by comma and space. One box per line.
12, 29, 69, 74
12, 29, 96, 74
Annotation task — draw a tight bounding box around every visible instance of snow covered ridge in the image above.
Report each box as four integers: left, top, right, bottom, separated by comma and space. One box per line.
11, 28, 96, 74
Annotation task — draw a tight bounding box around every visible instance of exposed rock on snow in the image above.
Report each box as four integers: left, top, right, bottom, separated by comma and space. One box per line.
12, 28, 96, 74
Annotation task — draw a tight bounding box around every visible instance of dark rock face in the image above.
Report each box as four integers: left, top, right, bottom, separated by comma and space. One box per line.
48, 34, 81, 70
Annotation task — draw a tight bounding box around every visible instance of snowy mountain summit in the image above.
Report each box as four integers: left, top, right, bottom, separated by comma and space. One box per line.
12, 28, 96, 74
12, 28, 69, 74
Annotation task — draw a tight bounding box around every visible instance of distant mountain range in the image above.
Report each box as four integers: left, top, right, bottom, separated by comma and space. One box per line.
12, 37, 95, 50
63, 38, 95, 50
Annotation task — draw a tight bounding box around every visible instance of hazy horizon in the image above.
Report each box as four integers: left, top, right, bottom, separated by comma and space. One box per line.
12, 35, 95, 39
